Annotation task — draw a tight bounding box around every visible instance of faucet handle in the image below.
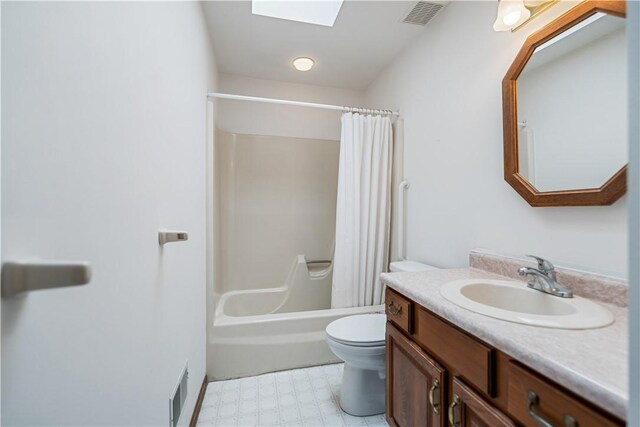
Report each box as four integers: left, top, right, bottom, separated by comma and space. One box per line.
525, 255, 555, 273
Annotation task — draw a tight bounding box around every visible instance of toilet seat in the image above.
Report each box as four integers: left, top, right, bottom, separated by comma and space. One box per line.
325, 314, 386, 347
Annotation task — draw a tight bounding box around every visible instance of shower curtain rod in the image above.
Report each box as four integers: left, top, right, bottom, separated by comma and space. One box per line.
207, 92, 399, 116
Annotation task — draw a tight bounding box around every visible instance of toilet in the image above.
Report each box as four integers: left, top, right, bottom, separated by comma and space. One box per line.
325, 260, 438, 416
388, 260, 439, 273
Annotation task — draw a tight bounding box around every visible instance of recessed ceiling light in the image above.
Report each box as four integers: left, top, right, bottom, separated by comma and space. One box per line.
252, 0, 344, 27
293, 57, 315, 72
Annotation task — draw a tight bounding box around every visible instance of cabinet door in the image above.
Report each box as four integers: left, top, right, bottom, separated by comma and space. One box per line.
386, 323, 445, 427
448, 378, 515, 427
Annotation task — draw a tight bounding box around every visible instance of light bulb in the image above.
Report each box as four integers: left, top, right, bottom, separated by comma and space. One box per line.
493, 0, 531, 31
293, 57, 315, 71
503, 10, 522, 26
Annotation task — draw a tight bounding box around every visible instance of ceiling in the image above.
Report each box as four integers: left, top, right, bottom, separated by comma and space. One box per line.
202, 1, 435, 90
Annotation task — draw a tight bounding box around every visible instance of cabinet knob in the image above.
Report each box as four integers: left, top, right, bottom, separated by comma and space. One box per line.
387, 301, 402, 315
563, 414, 578, 427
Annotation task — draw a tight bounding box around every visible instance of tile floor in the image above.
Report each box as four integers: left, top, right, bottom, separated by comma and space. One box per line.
196, 363, 389, 427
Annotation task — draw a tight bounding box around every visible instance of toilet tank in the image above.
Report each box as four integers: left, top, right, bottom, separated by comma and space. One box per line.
389, 260, 438, 272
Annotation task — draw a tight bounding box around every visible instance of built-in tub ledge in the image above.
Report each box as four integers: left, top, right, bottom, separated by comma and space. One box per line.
303, 254, 332, 279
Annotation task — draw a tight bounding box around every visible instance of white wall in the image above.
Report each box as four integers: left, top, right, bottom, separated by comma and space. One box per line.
0, 1, 3, 418
2, 2, 217, 425
518, 26, 627, 191
365, 1, 628, 278
216, 73, 365, 140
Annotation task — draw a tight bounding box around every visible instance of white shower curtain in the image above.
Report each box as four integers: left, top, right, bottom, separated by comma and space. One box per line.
331, 112, 393, 308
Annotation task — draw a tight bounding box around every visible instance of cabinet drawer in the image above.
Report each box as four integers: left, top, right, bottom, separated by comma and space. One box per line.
450, 377, 515, 427
415, 308, 496, 396
507, 362, 623, 427
385, 288, 413, 334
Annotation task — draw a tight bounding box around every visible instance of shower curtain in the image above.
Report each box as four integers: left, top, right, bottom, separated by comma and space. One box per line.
331, 112, 393, 308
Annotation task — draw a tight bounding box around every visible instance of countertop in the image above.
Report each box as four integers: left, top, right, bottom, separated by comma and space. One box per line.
381, 267, 628, 420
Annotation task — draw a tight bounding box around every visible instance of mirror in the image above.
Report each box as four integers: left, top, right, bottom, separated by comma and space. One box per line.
502, 1, 627, 206
518, 13, 626, 192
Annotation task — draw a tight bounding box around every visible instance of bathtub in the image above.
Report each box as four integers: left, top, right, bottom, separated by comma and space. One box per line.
207, 301, 384, 380
207, 254, 384, 379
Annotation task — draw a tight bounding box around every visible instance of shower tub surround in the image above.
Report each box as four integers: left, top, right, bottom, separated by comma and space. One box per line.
210, 127, 396, 381
382, 250, 628, 420
209, 130, 365, 380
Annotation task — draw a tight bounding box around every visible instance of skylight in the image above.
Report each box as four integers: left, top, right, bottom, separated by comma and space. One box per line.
251, 0, 344, 27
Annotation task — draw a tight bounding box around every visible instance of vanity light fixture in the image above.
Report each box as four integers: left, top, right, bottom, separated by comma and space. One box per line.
293, 57, 315, 71
493, 0, 558, 32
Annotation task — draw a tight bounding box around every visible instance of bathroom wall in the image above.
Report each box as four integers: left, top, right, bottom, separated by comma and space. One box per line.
216, 73, 365, 140
215, 131, 339, 294
365, 1, 628, 278
2, 2, 217, 425
0, 2, 3, 417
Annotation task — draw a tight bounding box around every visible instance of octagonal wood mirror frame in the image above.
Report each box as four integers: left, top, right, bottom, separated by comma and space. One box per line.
502, 0, 627, 207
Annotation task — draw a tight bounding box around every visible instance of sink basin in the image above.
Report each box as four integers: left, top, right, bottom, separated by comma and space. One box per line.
440, 279, 614, 329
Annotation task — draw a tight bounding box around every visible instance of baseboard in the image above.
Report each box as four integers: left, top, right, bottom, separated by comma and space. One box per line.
189, 376, 208, 427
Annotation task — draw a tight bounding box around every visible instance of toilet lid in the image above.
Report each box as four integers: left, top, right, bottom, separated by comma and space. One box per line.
326, 314, 386, 346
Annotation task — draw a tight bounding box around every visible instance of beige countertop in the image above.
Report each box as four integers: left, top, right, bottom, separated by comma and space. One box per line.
381, 267, 628, 420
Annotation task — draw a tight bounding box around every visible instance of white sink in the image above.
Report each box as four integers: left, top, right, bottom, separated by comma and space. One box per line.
440, 279, 614, 329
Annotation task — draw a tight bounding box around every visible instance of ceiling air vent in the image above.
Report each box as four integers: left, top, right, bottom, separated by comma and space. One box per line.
401, 1, 446, 26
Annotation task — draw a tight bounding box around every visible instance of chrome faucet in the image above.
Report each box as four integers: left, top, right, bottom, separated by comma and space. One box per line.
518, 255, 573, 298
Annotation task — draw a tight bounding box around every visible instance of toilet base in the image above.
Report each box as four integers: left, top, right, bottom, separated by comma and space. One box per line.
339, 363, 385, 417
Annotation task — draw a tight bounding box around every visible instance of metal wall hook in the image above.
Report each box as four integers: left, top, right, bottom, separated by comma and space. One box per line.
159, 230, 189, 245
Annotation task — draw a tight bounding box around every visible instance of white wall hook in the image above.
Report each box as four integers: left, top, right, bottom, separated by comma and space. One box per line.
159, 231, 189, 245
1, 260, 92, 298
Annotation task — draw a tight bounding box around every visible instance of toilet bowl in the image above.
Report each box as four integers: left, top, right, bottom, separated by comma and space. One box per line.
326, 314, 387, 416
326, 260, 439, 416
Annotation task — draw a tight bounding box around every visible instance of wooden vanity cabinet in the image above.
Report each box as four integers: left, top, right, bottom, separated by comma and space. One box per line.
385, 288, 624, 427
